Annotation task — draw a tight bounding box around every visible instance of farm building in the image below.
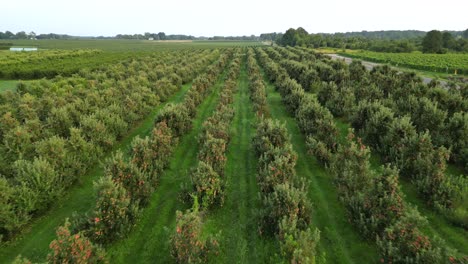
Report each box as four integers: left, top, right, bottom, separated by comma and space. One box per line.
10, 47, 38, 51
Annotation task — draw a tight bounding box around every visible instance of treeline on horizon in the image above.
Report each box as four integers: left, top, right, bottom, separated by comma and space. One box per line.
2, 29, 468, 53
0, 30, 260, 41
262, 28, 468, 53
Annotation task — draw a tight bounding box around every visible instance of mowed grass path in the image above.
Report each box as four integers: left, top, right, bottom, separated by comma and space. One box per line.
334, 117, 468, 256
261, 71, 380, 263
203, 57, 281, 263
0, 80, 19, 92
107, 62, 230, 263
0, 82, 193, 263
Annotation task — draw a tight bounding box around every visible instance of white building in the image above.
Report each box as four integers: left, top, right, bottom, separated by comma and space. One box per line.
10, 47, 38, 52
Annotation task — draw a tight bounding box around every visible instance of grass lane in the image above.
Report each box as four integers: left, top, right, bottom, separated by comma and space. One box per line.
203, 56, 281, 263
107, 63, 230, 263
0, 82, 193, 263
261, 71, 380, 263
0, 80, 19, 92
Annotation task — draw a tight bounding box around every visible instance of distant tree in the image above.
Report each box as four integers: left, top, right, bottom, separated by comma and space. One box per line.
464, 28, 468, 39
15, 31, 28, 39
442, 32, 455, 49
158, 32, 166, 40
422, 30, 443, 53
280, 28, 297, 46
4, 31, 14, 39
28, 31, 36, 39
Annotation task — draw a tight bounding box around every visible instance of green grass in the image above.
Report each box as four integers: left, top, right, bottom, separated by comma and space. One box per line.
106, 60, 230, 263
261, 72, 380, 263
0, 80, 19, 92
0, 39, 263, 51
0, 82, 193, 263
333, 119, 468, 256
202, 56, 281, 263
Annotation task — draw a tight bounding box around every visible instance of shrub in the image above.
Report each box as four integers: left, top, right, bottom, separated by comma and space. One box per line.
317, 82, 355, 118
377, 207, 448, 264
257, 145, 297, 193
104, 151, 152, 206
253, 118, 290, 155
278, 215, 320, 264
155, 103, 191, 137
351, 101, 395, 150
90, 176, 137, 244
330, 132, 373, 197
130, 121, 176, 184
198, 134, 227, 177
306, 136, 333, 165
260, 182, 312, 235
14, 157, 61, 213
190, 161, 224, 209
171, 203, 219, 263
296, 95, 338, 151
445, 112, 468, 170
48, 219, 107, 264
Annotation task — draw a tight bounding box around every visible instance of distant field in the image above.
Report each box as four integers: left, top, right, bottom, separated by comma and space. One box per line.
0, 40, 263, 79
340, 51, 468, 75
0, 39, 263, 51
0, 49, 137, 79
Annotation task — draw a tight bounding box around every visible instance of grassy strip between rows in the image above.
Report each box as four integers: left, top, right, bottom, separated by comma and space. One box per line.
333, 119, 468, 255
107, 60, 230, 263
0, 82, 193, 263
202, 56, 281, 263
261, 69, 380, 263
0, 80, 19, 92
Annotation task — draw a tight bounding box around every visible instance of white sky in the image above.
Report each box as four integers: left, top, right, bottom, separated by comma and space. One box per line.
1, 0, 467, 36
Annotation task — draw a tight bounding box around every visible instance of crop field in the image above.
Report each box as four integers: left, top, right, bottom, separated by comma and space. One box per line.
340, 50, 468, 75
0, 42, 466, 264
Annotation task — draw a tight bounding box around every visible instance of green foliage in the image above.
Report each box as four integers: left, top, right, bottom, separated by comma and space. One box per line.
260, 182, 312, 235
422, 30, 444, 54
197, 134, 227, 177
257, 145, 297, 194
130, 121, 176, 184
0, 49, 125, 79
48, 219, 107, 264
253, 118, 290, 155
247, 49, 269, 117
155, 103, 191, 137
344, 51, 468, 75
317, 82, 355, 118
90, 176, 138, 244
296, 95, 338, 150
445, 112, 468, 170
190, 161, 224, 209
14, 157, 61, 213
171, 204, 219, 264
278, 215, 320, 264
104, 150, 152, 206
277, 27, 310, 47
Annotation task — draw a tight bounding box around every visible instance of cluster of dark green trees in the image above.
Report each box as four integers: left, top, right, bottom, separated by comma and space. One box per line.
256, 46, 467, 263
0, 48, 219, 243
272, 27, 468, 53
11, 48, 234, 263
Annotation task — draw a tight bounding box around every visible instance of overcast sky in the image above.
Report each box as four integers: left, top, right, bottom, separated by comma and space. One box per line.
1, 0, 467, 36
